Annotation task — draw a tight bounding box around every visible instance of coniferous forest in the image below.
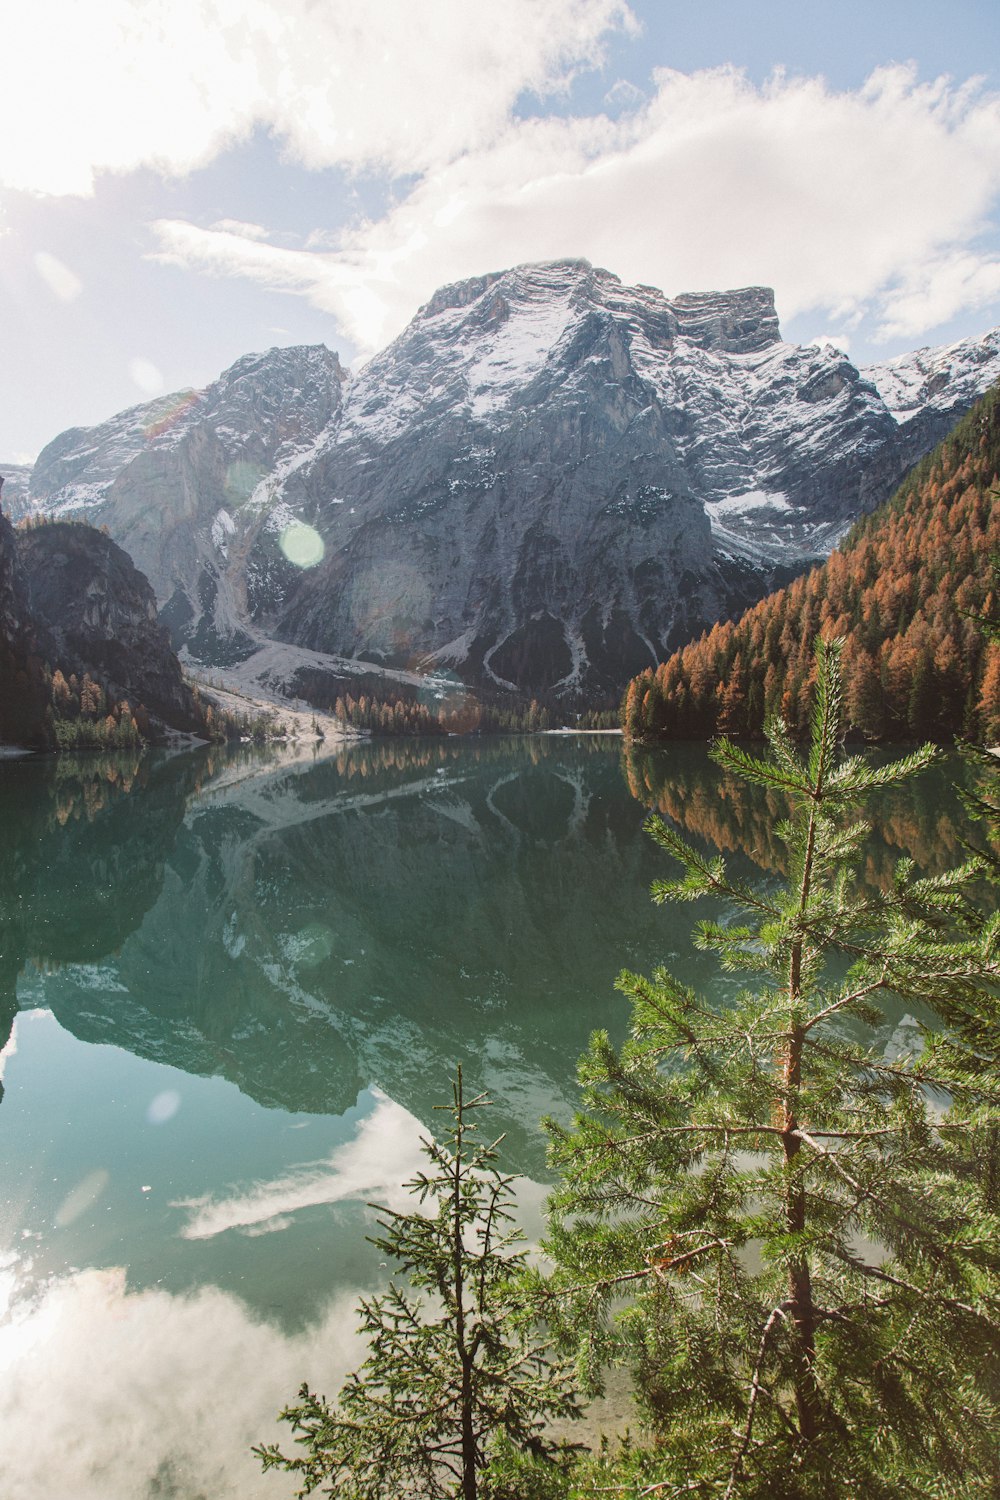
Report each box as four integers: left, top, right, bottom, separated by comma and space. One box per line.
621, 384, 1000, 745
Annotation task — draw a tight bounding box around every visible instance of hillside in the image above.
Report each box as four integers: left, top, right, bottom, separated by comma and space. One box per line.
0, 512, 207, 749
622, 381, 1000, 743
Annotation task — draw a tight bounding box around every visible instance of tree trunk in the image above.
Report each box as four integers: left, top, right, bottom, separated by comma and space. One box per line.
783, 1015, 819, 1440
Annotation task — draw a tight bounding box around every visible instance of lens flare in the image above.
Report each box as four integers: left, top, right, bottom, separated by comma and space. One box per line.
55, 1170, 109, 1228
280, 521, 325, 569
288, 923, 334, 968
147, 1090, 181, 1125
224, 459, 266, 505
34, 251, 82, 303
143, 391, 202, 441
129, 357, 165, 396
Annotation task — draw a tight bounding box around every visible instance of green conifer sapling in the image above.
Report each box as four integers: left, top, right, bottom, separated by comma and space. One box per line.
545, 637, 1000, 1498
256, 1068, 580, 1499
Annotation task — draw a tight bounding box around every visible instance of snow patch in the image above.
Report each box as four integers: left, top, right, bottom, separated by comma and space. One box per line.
706, 490, 791, 519
223, 914, 246, 959
211, 508, 236, 556
466, 295, 574, 419
863, 327, 1000, 423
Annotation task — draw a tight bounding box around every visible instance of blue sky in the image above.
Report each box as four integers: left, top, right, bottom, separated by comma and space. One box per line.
2, 0, 1000, 459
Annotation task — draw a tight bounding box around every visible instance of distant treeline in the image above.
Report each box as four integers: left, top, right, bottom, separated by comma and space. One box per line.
621, 382, 1000, 743
330, 690, 617, 736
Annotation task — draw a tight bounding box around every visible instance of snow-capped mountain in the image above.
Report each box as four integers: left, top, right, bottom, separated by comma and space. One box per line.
19, 261, 1000, 696
27, 344, 346, 663
863, 325, 1000, 437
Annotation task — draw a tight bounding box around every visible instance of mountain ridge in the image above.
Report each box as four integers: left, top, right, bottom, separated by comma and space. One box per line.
14, 260, 1000, 699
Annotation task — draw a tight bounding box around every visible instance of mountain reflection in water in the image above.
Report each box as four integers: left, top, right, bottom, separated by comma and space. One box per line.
0, 735, 978, 1500
0, 737, 976, 1151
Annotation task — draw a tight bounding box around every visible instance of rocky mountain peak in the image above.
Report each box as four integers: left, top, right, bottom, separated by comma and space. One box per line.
206, 343, 347, 431
30, 343, 347, 510
0, 464, 35, 522
414, 260, 782, 357
15, 260, 1000, 703
671, 286, 781, 354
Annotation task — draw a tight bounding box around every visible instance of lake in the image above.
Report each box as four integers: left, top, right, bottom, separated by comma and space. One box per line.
0, 735, 977, 1498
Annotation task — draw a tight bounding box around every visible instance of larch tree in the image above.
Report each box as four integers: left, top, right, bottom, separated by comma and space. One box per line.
545, 637, 1000, 1499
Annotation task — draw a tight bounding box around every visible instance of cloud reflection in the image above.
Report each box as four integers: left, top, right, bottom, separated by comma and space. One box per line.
174, 1090, 427, 1240
0, 1262, 362, 1500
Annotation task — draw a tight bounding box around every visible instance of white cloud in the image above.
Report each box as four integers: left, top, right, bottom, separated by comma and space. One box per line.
603, 77, 646, 110
0, 0, 633, 196
174, 1090, 428, 1240
209, 218, 272, 242
808, 333, 851, 354
0, 1016, 18, 1086
148, 64, 1000, 352
875, 250, 1000, 340
33, 251, 82, 302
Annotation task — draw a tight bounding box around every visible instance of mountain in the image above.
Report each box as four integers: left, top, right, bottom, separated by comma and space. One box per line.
19, 521, 204, 734
863, 325, 1000, 449
621, 381, 1000, 744
21, 261, 1000, 698
0, 509, 205, 747
0, 506, 48, 745
0, 464, 33, 521
28, 344, 346, 665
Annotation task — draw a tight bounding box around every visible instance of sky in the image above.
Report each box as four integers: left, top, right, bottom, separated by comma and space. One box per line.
2, 0, 1000, 460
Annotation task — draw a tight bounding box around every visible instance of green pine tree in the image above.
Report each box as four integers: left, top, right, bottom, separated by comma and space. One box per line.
255, 1069, 581, 1499
544, 637, 1000, 1498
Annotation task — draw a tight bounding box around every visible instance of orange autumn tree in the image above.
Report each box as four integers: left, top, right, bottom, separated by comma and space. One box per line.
622, 382, 1000, 742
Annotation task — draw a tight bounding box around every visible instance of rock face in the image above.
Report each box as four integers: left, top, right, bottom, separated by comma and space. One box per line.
30, 345, 347, 665
17, 523, 202, 733
0, 502, 31, 649
0, 503, 203, 744
23, 262, 1000, 697
0, 501, 48, 746
863, 324, 1000, 462
0, 464, 33, 522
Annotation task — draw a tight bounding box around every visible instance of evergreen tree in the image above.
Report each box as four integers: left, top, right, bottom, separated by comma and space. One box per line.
545, 638, 1000, 1498
256, 1069, 580, 1499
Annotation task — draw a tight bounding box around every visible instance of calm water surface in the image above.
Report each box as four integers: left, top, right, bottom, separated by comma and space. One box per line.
0, 736, 976, 1498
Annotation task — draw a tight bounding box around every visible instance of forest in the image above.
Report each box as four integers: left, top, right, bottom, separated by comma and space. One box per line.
621, 384, 1000, 744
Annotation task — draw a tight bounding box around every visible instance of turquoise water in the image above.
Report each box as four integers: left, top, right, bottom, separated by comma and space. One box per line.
0, 736, 976, 1498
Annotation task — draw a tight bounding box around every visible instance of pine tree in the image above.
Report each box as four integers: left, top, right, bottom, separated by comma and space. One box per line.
545, 638, 1000, 1498
256, 1069, 580, 1499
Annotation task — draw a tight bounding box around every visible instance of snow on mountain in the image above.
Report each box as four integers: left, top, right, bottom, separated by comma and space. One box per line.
0, 464, 35, 522
28, 345, 347, 664
862, 326, 1000, 427
19, 261, 1000, 697
263, 261, 926, 691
